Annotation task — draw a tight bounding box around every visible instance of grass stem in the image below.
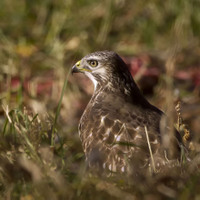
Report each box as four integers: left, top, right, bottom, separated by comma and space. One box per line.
145, 126, 156, 173
51, 70, 71, 147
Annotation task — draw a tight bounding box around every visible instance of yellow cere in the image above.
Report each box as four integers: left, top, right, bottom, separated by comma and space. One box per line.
76, 60, 81, 68
75, 60, 92, 72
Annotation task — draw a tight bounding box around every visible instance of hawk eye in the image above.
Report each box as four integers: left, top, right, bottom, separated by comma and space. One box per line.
88, 60, 98, 67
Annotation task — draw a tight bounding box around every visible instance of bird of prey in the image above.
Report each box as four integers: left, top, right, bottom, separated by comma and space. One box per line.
72, 51, 183, 173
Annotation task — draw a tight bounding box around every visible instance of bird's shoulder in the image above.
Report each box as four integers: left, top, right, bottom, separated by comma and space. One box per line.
92, 91, 162, 127
80, 90, 163, 140
79, 91, 163, 171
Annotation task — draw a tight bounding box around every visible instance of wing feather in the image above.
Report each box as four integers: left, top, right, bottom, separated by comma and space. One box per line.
79, 92, 168, 172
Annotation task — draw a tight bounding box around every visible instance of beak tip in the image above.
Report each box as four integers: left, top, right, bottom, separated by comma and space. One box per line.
71, 65, 80, 74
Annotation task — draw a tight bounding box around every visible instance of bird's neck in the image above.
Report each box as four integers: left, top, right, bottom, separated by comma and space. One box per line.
93, 78, 150, 107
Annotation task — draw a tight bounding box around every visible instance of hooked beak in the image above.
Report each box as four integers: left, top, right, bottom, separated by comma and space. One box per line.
71, 65, 81, 74
71, 60, 92, 74
71, 60, 82, 74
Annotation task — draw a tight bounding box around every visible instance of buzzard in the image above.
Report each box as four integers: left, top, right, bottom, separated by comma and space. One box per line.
72, 51, 183, 173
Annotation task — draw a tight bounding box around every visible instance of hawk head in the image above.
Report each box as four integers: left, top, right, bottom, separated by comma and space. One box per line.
72, 51, 135, 92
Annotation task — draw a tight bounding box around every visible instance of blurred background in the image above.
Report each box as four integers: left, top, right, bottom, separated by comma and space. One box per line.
0, 0, 200, 199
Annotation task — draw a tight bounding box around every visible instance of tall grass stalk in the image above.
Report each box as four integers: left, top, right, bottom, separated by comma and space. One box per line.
51, 69, 71, 147
145, 126, 156, 173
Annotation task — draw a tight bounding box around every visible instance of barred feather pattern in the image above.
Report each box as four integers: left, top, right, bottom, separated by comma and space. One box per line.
74, 51, 182, 173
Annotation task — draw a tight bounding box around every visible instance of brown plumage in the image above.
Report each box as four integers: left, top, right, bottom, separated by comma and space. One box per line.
72, 51, 183, 173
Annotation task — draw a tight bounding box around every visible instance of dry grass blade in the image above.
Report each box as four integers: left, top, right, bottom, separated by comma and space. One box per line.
2, 104, 12, 123
145, 126, 156, 173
